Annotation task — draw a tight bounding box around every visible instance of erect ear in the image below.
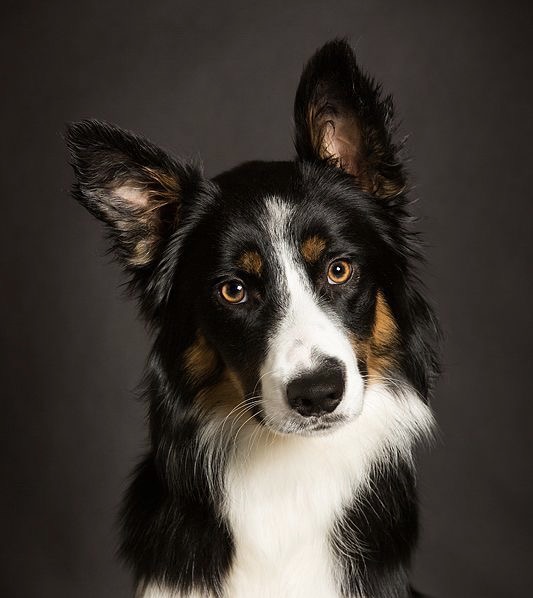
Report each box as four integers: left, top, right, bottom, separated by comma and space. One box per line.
66, 120, 201, 271
66, 120, 203, 276
294, 39, 406, 198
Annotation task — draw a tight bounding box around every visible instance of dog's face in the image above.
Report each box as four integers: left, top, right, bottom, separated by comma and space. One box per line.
184, 163, 398, 435
68, 40, 435, 437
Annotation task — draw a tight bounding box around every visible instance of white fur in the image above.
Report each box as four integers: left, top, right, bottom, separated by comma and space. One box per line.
140, 385, 433, 598
259, 197, 364, 434
115, 184, 149, 207
139, 583, 209, 597
221, 383, 434, 598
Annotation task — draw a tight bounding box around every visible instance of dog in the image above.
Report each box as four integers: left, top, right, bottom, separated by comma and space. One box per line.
66, 39, 439, 598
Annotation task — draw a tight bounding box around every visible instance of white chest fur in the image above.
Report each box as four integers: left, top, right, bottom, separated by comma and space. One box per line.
140, 385, 433, 598
221, 385, 433, 598
223, 428, 359, 597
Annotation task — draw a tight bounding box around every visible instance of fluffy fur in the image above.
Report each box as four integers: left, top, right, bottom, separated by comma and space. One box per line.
66, 39, 439, 598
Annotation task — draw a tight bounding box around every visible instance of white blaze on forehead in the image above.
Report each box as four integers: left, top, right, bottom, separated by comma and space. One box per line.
260, 197, 364, 432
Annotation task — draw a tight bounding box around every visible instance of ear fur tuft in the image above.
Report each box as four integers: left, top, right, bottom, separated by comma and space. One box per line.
66, 119, 206, 315
294, 39, 406, 199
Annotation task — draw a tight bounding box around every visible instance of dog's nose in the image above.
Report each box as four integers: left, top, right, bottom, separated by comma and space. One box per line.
286, 364, 345, 417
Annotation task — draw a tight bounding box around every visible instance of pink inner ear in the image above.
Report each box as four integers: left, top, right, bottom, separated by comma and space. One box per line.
115, 184, 149, 208
322, 116, 361, 176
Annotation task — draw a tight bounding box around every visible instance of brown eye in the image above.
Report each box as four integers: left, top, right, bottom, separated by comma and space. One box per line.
327, 259, 353, 285
219, 280, 247, 304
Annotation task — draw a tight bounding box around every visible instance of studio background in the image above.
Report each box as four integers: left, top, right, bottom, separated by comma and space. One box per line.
2, 1, 532, 597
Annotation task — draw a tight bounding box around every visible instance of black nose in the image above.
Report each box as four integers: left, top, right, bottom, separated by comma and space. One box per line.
286, 364, 345, 417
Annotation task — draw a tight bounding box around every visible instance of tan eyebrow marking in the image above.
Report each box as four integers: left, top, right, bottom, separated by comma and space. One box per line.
300, 235, 327, 264
237, 250, 263, 276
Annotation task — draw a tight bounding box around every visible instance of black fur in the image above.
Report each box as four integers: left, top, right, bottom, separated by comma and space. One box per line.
294, 39, 406, 198
66, 39, 439, 597
334, 460, 419, 598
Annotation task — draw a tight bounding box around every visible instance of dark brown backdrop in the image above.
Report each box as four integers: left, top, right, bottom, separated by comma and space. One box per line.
2, 1, 532, 596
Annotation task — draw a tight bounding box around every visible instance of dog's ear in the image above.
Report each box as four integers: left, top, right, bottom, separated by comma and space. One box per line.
294, 39, 406, 198
66, 120, 207, 314
66, 119, 202, 274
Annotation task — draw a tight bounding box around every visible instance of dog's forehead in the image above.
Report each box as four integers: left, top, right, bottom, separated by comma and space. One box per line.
212, 166, 327, 232
213, 193, 329, 269
259, 196, 328, 262
202, 160, 373, 275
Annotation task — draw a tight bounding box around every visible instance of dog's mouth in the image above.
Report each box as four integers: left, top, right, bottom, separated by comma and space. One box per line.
250, 403, 353, 437
280, 412, 352, 436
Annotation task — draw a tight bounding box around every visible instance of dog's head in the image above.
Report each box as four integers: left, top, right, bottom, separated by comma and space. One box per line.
67, 40, 438, 437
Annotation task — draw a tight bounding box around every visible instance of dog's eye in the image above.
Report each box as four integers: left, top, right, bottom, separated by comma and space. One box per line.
327, 259, 353, 285
219, 280, 247, 304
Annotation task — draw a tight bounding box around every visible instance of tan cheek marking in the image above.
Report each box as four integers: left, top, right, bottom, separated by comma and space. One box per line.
300, 235, 327, 264
184, 335, 252, 424
183, 332, 219, 383
372, 291, 397, 347
351, 291, 399, 380
195, 368, 255, 427
237, 251, 263, 276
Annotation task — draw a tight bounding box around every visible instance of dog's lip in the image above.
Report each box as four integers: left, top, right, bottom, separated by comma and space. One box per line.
299, 415, 348, 434
268, 412, 352, 436
250, 407, 348, 435
304, 413, 347, 428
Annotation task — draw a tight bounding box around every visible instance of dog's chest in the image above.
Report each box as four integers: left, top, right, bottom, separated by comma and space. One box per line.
222, 425, 367, 597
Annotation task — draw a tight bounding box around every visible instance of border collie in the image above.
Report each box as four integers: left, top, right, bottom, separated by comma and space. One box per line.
66, 39, 439, 598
